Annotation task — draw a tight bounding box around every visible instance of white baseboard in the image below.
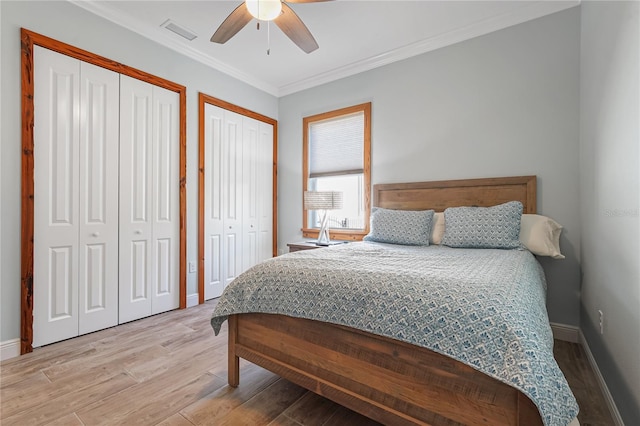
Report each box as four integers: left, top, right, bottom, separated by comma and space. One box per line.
579, 331, 625, 426
1, 338, 20, 361
186, 293, 200, 308
550, 322, 580, 343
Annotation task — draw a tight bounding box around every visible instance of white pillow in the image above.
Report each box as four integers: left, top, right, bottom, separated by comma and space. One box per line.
519, 214, 565, 259
430, 212, 445, 245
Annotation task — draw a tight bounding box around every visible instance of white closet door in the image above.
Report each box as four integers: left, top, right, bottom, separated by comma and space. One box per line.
33, 46, 81, 347
33, 47, 180, 343
119, 75, 153, 323
222, 110, 243, 288
203, 105, 273, 300
78, 61, 119, 334
258, 122, 274, 262
204, 104, 225, 300
150, 86, 179, 314
242, 117, 260, 271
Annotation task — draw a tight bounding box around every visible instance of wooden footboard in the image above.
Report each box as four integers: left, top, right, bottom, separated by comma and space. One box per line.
227, 313, 542, 426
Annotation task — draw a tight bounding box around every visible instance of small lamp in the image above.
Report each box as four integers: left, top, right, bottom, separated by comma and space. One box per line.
304, 191, 343, 246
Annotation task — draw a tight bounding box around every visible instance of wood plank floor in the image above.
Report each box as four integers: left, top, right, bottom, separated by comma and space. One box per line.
1, 301, 614, 425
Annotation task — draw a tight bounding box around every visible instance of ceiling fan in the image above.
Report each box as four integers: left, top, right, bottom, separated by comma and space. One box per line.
210, 0, 329, 54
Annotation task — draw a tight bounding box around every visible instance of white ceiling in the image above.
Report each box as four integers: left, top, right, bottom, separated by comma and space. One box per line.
72, 0, 579, 97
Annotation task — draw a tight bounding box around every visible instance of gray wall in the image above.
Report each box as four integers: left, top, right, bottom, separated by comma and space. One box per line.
0, 0, 278, 342
279, 8, 581, 326
579, 1, 640, 423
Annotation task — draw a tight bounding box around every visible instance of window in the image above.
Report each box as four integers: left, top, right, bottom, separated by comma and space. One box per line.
302, 103, 371, 240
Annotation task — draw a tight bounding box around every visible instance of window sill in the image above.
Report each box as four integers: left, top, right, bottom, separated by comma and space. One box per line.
302, 228, 367, 241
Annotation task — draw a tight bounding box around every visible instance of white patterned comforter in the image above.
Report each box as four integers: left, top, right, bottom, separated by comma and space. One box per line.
211, 242, 578, 426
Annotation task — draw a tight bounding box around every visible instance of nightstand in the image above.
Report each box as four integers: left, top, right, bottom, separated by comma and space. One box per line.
287, 241, 348, 253
287, 241, 324, 253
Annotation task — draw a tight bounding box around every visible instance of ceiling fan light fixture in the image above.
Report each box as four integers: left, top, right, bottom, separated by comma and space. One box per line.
245, 0, 282, 21
211, 0, 321, 54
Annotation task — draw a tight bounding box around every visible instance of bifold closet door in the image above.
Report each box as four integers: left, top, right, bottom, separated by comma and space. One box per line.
203, 104, 224, 300
203, 104, 274, 300
242, 120, 274, 270
78, 57, 120, 334
33, 46, 119, 347
257, 122, 274, 262
222, 110, 244, 290
203, 105, 243, 300
242, 118, 259, 270
119, 75, 179, 323
150, 86, 180, 315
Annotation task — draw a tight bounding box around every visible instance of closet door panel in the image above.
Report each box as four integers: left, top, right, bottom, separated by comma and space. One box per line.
258, 123, 274, 262
119, 75, 153, 323
204, 104, 225, 300
78, 62, 119, 334
223, 111, 243, 288
151, 86, 180, 314
33, 46, 81, 347
242, 118, 259, 270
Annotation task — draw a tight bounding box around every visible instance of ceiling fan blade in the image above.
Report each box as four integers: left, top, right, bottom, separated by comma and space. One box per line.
285, 0, 333, 3
274, 3, 319, 53
210, 3, 253, 44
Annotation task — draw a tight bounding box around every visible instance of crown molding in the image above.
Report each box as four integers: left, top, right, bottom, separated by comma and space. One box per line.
69, 0, 280, 96
278, 0, 580, 96
69, 0, 579, 98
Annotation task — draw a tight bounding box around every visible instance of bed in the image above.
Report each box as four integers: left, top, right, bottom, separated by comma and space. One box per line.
210, 176, 578, 426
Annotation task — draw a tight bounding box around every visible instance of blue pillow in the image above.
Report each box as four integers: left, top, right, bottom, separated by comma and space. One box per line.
364, 208, 434, 246
441, 201, 523, 249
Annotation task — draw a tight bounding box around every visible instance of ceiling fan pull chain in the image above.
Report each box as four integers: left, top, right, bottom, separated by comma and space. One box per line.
267, 20, 271, 55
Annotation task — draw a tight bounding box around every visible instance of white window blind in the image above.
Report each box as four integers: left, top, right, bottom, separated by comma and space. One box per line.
309, 112, 364, 178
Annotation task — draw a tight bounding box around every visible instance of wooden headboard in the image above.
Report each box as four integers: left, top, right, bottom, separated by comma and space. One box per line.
373, 176, 537, 214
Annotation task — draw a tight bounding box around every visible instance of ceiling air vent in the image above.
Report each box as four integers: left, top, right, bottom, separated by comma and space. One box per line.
161, 19, 198, 41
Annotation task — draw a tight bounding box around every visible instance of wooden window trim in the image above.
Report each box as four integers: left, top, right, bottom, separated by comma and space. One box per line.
20, 29, 187, 354
302, 102, 371, 241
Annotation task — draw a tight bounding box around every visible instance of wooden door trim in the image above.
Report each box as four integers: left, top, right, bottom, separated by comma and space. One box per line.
20, 28, 188, 354
198, 93, 278, 304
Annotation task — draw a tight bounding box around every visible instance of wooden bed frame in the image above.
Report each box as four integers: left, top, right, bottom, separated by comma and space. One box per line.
227, 176, 542, 425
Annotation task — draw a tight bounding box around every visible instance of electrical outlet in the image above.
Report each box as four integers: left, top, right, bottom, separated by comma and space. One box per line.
598, 310, 604, 334
188, 261, 196, 273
